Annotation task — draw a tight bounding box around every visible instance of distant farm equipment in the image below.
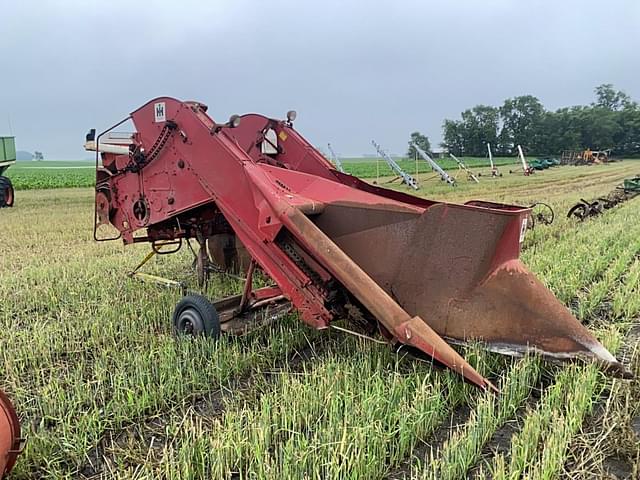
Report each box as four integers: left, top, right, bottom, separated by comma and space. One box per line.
527, 202, 555, 229
508, 146, 561, 175
449, 153, 479, 183
567, 174, 640, 220
478, 143, 502, 177
561, 148, 613, 166
0, 137, 16, 207
518, 145, 535, 175
530, 156, 561, 170
411, 142, 456, 186
327, 143, 345, 173
371, 140, 419, 189
509, 145, 536, 176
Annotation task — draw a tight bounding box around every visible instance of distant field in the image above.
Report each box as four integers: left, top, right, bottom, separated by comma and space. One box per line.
339, 156, 521, 178
6, 160, 94, 189
4, 157, 529, 190
5, 157, 637, 192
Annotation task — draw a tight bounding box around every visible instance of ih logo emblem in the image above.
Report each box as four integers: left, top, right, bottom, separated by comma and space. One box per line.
154, 102, 166, 123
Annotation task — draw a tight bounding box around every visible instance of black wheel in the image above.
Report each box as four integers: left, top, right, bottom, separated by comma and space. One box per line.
172, 294, 221, 338
0, 176, 14, 208
567, 203, 588, 220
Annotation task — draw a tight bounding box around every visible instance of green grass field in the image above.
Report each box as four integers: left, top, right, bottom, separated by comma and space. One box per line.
5, 161, 94, 189
1, 162, 639, 478
338, 156, 521, 179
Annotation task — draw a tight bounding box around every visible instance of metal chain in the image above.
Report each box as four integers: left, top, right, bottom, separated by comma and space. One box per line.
144, 122, 175, 164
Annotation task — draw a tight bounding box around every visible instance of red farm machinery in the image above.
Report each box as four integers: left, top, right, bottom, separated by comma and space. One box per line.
81, 97, 629, 393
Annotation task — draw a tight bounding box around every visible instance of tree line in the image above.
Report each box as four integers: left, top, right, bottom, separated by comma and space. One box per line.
407, 84, 640, 158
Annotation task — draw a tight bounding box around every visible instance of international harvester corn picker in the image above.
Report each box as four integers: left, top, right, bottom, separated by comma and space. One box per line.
83, 97, 629, 393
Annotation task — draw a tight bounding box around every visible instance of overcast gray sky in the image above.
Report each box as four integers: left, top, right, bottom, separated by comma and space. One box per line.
1, 0, 638, 159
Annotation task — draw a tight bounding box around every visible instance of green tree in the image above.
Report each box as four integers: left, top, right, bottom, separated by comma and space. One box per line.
460, 105, 499, 156
579, 107, 621, 149
442, 119, 464, 156
533, 108, 582, 154
406, 131, 431, 158
498, 95, 545, 153
440, 84, 640, 157
614, 104, 640, 155
594, 84, 632, 111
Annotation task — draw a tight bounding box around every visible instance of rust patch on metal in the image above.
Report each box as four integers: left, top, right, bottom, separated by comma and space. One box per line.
314, 201, 624, 374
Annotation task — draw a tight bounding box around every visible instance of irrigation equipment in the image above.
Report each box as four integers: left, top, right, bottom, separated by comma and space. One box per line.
84, 97, 629, 392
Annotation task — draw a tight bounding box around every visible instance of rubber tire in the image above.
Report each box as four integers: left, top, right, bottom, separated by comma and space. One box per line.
172, 294, 221, 338
567, 203, 587, 220
0, 176, 14, 208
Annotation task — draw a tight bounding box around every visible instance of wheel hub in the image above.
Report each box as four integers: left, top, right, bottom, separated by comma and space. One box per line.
179, 308, 202, 335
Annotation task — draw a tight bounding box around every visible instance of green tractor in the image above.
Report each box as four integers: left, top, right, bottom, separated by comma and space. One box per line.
530, 157, 560, 170
528, 159, 549, 170
0, 137, 16, 207
622, 175, 640, 194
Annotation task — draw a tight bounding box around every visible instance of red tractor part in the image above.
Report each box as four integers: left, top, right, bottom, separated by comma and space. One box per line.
85, 97, 628, 391
0, 389, 22, 478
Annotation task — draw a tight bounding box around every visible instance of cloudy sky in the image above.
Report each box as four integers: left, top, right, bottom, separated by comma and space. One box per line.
1, 0, 638, 159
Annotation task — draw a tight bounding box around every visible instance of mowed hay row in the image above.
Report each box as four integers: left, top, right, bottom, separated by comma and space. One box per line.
1, 162, 640, 478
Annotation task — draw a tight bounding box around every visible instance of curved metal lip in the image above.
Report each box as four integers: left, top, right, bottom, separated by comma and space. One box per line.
462, 200, 530, 215
444, 337, 632, 378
